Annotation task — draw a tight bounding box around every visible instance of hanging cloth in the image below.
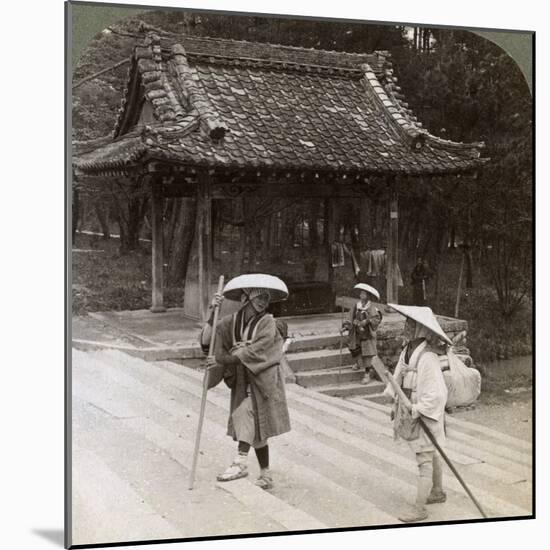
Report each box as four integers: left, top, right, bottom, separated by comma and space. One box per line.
331, 242, 345, 267
343, 244, 361, 277
396, 264, 404, 287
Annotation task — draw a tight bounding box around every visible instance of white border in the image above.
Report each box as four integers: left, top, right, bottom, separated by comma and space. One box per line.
4, 1, 545, 549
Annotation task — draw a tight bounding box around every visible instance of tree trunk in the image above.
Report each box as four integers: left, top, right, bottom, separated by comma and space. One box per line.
308, 200, 319, 249
125, 196, 147, 251
110, 178, 149, 254
262, 215, 271, 259
359, 197, 372, 250
94, 200, 111, 240
465, 247, 474, 288
448, 224, 456, 249
432, 220, 449, 306
165, 198, 181, 258
237, 198, 247, 272
167, 198, 197, 285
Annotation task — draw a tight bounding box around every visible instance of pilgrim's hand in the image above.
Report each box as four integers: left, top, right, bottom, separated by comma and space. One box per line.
210, 292, 224, 309
230, 342, 247, 353
206, 356, 218, 369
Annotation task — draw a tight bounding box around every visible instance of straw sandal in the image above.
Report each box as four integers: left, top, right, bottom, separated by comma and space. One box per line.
398, 506, 429, 523
255, 472, 274, 490
216, 461, 248, 482
426, 490, 447, 504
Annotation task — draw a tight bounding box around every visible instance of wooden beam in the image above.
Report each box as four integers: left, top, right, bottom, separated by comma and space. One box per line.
163, 182, 196, 197
150, 178, 166, 312
210, 182, 372, 199
197, 174, 213, 322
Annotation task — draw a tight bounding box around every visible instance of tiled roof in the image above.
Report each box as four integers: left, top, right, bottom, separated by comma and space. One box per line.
74, 32, 487, 176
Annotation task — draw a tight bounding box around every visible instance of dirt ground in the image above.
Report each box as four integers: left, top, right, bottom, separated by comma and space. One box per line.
452, 392, 532, 441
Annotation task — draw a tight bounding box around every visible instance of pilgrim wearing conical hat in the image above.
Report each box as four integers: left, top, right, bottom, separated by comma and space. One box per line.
342, 283, 382, 384
387, 303, 452, 345
384, 303, 449, 523
222, 273, 289, 302
199, 273, 291, 491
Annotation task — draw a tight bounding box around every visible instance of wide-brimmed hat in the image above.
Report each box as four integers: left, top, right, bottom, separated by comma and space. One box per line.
354, 283, 380, 301
387, 303, 452, 345
223, 274, 289, 302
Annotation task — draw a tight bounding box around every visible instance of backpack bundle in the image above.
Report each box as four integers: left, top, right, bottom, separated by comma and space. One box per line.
441, 349, 481, 408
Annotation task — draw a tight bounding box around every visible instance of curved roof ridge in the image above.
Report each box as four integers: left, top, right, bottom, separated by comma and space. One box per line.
135, 28, 384, 73
76, 29, 489, 177
368, 52, 485, 155
170, 43, 228, 140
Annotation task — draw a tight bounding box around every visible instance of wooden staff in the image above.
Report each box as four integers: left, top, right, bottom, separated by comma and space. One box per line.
338, 304, 345, 382
370, 359, 488, 519
188, 275, 224, 490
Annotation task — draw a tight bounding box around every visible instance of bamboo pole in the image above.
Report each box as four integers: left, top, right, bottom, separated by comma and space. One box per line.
72, 58, 130, 89
188, 275, 225, 490
370, 358, 488, 518
454, 250, 466, 318
338, 304, 345, 383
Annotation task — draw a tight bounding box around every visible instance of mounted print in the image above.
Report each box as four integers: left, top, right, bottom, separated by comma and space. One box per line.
67, 1, 534, 548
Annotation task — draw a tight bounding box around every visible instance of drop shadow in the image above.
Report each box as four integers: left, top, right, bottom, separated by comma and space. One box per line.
32, 529, 65, 547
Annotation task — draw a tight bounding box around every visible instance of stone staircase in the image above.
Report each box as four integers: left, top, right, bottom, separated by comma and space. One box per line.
71, 349, 532, 546
283, 310, 470, 403
285, 333, 387, 401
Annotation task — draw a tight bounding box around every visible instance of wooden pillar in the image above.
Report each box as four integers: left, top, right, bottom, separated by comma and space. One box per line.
197, 174, 213, 322
325, 198, 337, 293
386, 180, 399, 304
150, 178, 166, 312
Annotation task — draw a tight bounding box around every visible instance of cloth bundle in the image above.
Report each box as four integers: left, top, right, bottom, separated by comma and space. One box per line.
442, 350, 481, 407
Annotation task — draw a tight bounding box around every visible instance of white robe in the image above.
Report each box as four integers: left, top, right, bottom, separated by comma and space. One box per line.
388, 340, 448, 453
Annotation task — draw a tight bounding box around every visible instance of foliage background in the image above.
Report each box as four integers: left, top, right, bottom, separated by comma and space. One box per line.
71, 5, 533, 367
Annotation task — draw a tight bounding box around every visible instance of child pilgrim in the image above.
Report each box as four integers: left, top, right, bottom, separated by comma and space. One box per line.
384, 304, 451, 523
342, 283, 383, 384
200, 274, 291, 490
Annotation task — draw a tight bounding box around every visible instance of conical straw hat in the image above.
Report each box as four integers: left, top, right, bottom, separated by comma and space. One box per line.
223, 274, 289, 302
354, 283, 380, 301
387, 303, 453, 345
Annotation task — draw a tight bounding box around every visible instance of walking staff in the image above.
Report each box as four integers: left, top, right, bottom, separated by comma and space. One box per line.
199, 273, 291, 490
377, 303, 487, 522
188, 275, 225, 490
371, 357, 487, 519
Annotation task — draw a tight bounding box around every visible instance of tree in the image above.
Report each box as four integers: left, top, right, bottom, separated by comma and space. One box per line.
392, 30, 531, 314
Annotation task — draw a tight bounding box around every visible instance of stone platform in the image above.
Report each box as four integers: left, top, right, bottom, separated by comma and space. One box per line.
72, 306, 467, 364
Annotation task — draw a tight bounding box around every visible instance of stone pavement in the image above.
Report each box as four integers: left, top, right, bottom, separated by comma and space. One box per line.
70, 347, 533, 547
72, 307, 467, 361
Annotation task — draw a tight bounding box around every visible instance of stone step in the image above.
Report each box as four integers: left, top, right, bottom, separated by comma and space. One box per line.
346, 396, 533, 467
72, 380, 288, 544
315, 381, 390, 398
140, 357, 502, 521
286, 348, 353, 372
161, 358, 532, 481
176, 356, 531, 511
75, 350, 395, 528
286, 333, 342, 353
282, 389, 531, 510
73, 351, 328, 537
361, 392, 392, 405
295, 365, 369, 387
77, 350, 531, 530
